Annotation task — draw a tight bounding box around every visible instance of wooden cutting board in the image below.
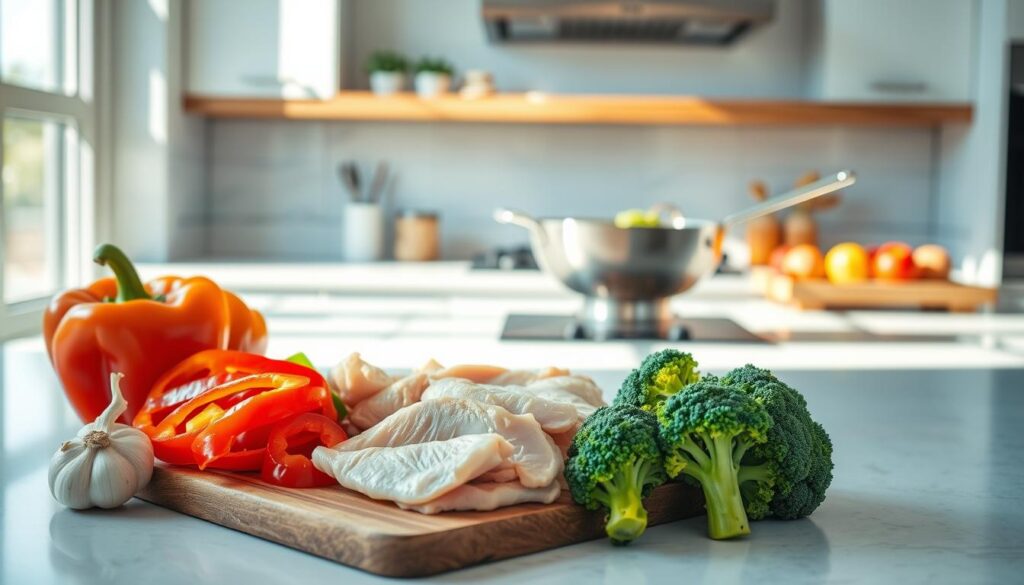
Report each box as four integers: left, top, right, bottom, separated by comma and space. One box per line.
764, 273, 997, 312
137, 466, 704, 577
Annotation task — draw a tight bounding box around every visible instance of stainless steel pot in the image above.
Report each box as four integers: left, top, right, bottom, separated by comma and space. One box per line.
494, 170, 855, 338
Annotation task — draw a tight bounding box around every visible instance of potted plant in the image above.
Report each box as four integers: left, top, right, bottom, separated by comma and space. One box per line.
366, 50, 408, 96
413, 57, 455, 98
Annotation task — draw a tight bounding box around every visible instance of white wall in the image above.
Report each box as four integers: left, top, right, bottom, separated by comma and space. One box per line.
111, 0, 205, 261
937, 0, 1009, 285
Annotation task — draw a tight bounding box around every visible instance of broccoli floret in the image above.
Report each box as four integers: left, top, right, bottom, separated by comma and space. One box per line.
614, 349, 700, 413
722, 365, 834, 520
657, 377, 771, 540
566, 404, 667, 544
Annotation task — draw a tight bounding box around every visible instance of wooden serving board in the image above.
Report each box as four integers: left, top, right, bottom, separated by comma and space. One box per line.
764, 273, 997, 312
137, 466, 703, 577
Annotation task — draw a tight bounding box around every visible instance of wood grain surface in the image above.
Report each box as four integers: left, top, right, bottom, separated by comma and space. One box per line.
137, 466, 704, 577
765, 273, 998, 311
183, 91, 972, 127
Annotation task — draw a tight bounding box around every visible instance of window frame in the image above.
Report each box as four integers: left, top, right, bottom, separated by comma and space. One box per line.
0, 0, 103, 340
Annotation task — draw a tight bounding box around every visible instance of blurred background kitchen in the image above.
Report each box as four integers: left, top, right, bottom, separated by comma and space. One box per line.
0, 0, 1021, 345
6, 3, 1024, 582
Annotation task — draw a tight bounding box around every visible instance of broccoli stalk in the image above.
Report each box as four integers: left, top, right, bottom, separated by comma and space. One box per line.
566, 405, 667, 544
658, 377, 771, 540
593, 458, 661, 541
614, 349, 700, 413
675, 434, 754, 539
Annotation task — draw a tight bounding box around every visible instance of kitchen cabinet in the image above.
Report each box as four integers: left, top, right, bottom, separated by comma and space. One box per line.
811, 0, 974, 103
185, 0, 342, 99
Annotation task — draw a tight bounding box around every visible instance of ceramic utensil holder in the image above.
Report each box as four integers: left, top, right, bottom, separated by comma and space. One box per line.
344, 203, 384, 262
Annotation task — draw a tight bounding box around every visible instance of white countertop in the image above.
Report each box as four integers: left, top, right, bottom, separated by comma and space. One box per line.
6, 263, 1024, 583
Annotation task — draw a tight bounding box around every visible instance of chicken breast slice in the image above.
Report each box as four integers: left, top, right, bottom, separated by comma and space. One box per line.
417, 358, 445, 375
431, 364, 509, 383
423, 378, 579, 434
398, 481, 561, 514
311, 434, 513, 506
333, 397, 563, 488
329, 352, 398, 406
349, 372, 431, 431
527, 375, 606, 407
523, 375, 607, 421
488, 366, 570, 386
473, 466, 519, 484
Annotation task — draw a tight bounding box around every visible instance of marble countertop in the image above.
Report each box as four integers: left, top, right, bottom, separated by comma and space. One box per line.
6, 265, 1024, 583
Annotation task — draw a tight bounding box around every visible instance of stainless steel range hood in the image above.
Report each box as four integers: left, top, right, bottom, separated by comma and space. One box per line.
482, 0, 775, 45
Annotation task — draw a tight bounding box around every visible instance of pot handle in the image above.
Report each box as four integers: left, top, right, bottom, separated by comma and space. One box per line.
720, 170, 856, 228
494, 208, 543, 234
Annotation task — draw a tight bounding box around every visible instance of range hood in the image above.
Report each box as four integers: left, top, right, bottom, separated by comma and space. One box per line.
482, 0, 774, 45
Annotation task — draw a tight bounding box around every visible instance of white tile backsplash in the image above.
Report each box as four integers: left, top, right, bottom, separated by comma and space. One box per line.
200, 119, 938, 260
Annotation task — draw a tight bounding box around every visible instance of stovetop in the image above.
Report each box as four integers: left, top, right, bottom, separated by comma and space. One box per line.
500, 314, 767, 342
500, 314, 963, 343
470, 246, 538, 271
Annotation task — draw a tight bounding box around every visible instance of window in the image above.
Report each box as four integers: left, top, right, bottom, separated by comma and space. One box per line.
0, 0, 96, 338
3, 116, 65, 303
0, 0, 67, 94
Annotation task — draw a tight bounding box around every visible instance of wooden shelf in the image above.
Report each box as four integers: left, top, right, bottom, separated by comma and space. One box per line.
183, 91, 973, 127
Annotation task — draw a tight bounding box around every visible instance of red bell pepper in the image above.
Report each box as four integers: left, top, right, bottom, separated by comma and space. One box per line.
133, 350, 336, 470
261, 413, 347, 488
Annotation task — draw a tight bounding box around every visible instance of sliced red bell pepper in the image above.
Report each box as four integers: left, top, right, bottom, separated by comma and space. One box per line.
261, 413, 348, 488
133, 350, 336, 470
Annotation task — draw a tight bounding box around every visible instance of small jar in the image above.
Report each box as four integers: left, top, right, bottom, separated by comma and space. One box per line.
394, 210, 439, 261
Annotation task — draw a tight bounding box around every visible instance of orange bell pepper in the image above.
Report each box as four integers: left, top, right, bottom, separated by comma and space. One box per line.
43, 244, 268, 423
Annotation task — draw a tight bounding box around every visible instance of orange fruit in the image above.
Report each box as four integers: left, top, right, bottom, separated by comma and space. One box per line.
824, 242, 870, 284
780, 244, 825, 280
912, 244, 951, 279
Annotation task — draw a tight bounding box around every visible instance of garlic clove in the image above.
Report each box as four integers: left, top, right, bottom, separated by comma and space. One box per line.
50, 442, 98, 510
108, 427, 155, 487
88, 447, 137, 509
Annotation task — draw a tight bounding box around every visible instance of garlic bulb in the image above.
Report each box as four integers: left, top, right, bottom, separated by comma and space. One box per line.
48, 373, 154, 509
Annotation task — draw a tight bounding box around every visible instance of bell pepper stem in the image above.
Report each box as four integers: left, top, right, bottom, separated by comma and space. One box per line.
93, 243, 152, 302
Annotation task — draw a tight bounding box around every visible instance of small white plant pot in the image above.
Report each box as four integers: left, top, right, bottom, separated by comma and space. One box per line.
414, 72, 452, 99
343, 203, 384, 262
369, 71, 405, 96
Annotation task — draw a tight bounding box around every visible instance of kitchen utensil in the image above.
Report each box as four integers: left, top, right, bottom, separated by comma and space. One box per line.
745, 180, 782, 265
783, 170, 843, 247
367, 161, 389, 204
394, 210, 439, 261
338, 162, 362, 202
139, 466, 701, 577
343, 202, 384, 261
494, 170, 855, 338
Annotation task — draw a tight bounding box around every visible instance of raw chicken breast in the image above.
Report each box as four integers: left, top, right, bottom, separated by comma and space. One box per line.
398, 481, 561, 514
548, 430, 576, 459
349, 372, 431, 431
334, 397, 563, 488
431, 364, 509, 383
311, 434, 513, 506
417, 358, 445, 375
329, 353, 398, 406
473, 466, 519, 484
526, 375, 607, 419
488, 366, 570, 386
422, 378, 579, 434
